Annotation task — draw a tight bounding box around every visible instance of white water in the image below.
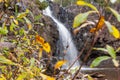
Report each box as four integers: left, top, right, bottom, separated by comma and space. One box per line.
43, 6, 80, 68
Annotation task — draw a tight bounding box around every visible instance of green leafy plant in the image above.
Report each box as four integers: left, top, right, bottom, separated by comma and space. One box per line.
90, 45, 120, 68
73, 0, 120, 39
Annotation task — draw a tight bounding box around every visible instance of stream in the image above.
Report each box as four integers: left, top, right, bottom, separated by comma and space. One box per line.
43, 6, 80, 69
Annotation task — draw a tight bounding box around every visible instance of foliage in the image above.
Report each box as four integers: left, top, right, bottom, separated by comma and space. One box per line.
54, 60, 67, 69
91, 45, 119, 68
73, 0, 120, 38
73, 0, 120, 71
0, 0, 120, 80
0, 2, 56, 80
77, 1, 98, 12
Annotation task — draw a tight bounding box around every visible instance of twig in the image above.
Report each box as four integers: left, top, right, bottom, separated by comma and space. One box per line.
72, 32, 99, 80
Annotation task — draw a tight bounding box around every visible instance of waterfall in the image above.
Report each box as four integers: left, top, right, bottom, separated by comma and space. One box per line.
43, 6, 80, 68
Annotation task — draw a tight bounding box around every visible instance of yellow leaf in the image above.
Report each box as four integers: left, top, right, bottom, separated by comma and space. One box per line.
10, 16, 14, 18
17, 13, 27, 19
36, 35, 51, 53
40, 73, 55, 80
0, 74, 6, 80
27, 23, 32, 30
77, 1, 98, 12
54, 60, 67, 69
43, 42, 51, 53
36, 35, 45, 45
13, 18, 19, 25
87, 75, 94, 80
111, 26, 120, 39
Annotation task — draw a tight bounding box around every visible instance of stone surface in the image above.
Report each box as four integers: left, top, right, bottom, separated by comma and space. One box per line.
48, 2, 120, 61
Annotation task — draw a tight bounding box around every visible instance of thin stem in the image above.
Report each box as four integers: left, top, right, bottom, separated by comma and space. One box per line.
72, 32, 99, 80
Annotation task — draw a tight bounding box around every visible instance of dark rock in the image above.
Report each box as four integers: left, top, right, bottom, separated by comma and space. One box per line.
48, 2, 120, 62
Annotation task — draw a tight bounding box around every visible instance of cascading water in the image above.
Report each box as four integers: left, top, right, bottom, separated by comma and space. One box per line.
43, 6, 80, 68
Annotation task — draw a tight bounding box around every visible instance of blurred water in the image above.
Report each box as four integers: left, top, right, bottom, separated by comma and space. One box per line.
43, 6, 80, 68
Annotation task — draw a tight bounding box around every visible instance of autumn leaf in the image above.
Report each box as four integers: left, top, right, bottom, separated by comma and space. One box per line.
40, 73, 55, 80
90, 28, 96, 33
54, 60, 67, 69
36, 35, 45, 45
36, 35, 51, 53
13, 18, 18, 25
43, 42, 51, 53
90, 16, 105, 33
111, 26, 120, 38
77, 1, 98, 12
96, 16, 105, 31
10, 16, 19, 25
105, 21, 120, 39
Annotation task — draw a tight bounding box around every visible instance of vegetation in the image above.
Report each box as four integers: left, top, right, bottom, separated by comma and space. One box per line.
0, 0, 120, 80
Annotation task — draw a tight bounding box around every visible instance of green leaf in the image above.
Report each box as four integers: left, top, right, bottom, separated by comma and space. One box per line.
107, 7, 120, 22
90, 56, 110, 68
17, 72, 27, 80
0, 55, 16, 65
87, 75, 94, 80
35, 14, 42, 21
10, 22, 16, 32
17, 9, 29, 19
77, 1, 98, 12
106, 45, 116, 59
93, 47, 108, 52
19, 28, 25, 36
0, 27, 8, 35
73, 11, 95, 28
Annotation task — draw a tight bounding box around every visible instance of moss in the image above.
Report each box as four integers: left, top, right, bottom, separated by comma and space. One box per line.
35, 0, 48, 10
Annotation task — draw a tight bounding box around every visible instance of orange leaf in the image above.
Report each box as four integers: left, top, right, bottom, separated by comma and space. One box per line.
90, 16, 105, 33
90, 28, 96, 33
96, 16, 105, 31
54, 60, 67, 69
36, 35, 45, 45
43, 42, 51, 53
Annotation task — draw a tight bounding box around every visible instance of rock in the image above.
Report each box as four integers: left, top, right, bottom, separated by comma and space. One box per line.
48, 2, 120, 62
22, 0, 59, 55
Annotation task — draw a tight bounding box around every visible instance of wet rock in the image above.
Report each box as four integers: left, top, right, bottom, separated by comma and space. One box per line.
48, 3, 120, 61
